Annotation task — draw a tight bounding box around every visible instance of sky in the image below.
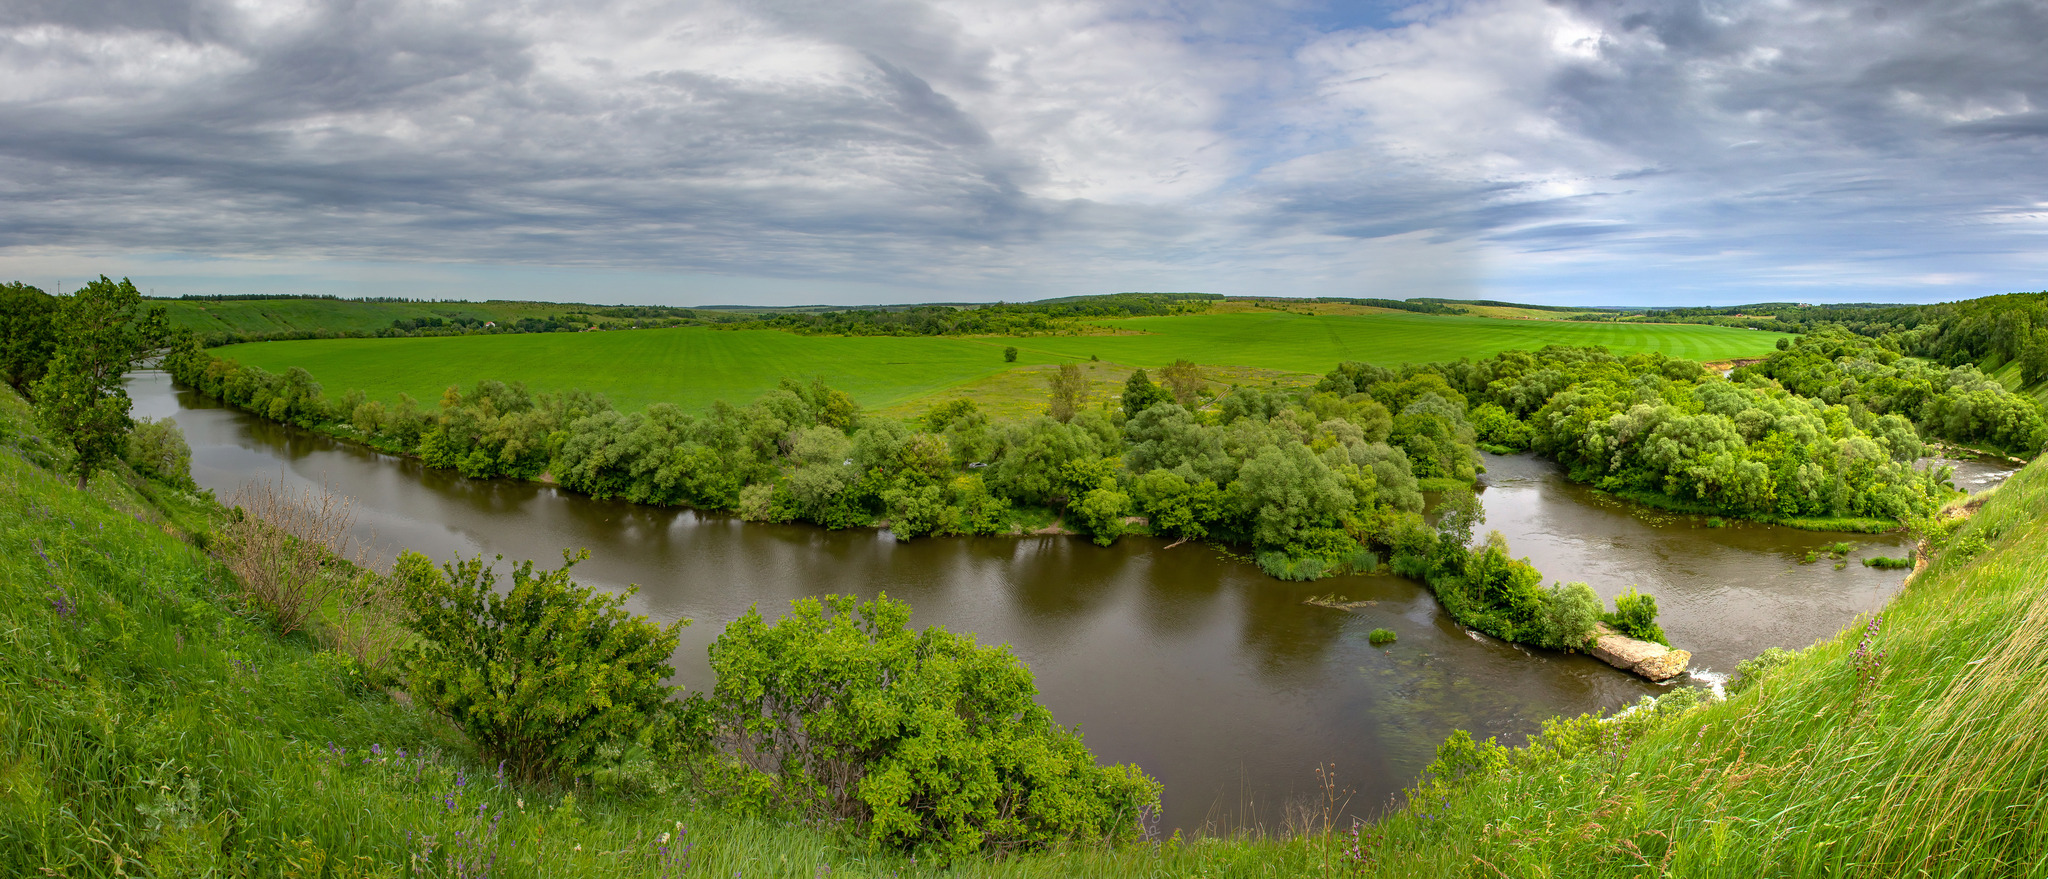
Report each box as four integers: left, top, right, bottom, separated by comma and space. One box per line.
1, 0, 2044, 307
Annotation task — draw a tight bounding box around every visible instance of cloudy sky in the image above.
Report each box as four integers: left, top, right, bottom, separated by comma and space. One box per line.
1, 0, 2043, 306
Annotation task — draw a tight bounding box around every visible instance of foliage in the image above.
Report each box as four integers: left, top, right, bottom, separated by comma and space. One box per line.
1863, 554, 1913, 569
1047, 363, 1089, 422
1368, 628, 1397, 646
693, 593, 1161, 858
1738, 327, 2048, 456
1606, 586, 1666, 645
0, 281, 58, 393
31, 276, 170, 488
124, 416, 194, 489
1121, 368, 1170, 418
392, 548, 687, 781
1003, 345, 1018, 362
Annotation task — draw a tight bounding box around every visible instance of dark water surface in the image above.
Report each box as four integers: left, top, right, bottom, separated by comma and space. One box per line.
130, 372, 1994, 832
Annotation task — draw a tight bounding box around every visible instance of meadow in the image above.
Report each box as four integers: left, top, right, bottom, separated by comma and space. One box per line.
218, 310, 1792, 414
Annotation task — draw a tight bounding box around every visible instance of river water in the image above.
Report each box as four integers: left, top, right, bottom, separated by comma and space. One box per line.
128, 371, 2000, 833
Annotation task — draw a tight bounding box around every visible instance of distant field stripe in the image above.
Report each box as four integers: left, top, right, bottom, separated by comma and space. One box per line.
218, 314, 1792, 415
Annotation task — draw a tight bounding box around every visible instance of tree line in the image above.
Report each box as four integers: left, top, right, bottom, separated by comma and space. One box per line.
160, 340, 1672, 654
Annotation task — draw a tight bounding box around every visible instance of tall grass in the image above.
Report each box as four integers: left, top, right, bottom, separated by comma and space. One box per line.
1353, 454, 2048, 877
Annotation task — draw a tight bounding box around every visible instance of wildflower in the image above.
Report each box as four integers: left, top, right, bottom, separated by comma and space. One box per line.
517, 798, 525, 811
574, 844, 582, 852
657, 832, 671, 845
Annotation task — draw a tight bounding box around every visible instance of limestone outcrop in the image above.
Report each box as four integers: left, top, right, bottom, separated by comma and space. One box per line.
1589, 623, 1692, 681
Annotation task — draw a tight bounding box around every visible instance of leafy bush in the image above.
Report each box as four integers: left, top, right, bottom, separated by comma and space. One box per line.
1369, 627, 1397, 646
1537, 581, 1603, 650
692, 593, 1160, 859
1732, 646, 1795, 694
124, 416, 193, 488
1606, 586, 1667, 645
392, 548, 688, 781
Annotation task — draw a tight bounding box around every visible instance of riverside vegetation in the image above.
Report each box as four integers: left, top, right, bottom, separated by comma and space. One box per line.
8, 343, 2048, 875
8, 278, 2048, 875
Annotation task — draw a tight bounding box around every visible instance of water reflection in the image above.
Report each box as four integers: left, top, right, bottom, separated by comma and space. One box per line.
127, 371, 1996, 833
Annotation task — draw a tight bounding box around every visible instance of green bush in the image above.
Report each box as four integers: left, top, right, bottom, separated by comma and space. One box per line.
124, 416, 194, 488
1862, 555, 1913, 569
1537, 581, 1603, 650
1732, 646, 1795, 694
692, 593, 1160, 859
1369, 627, 1397, 646
392, 548, 688, 781
1606, 586, 1667, 645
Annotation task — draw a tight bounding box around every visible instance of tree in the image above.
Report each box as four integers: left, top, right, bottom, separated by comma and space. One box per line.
1047, 363, 1088, 422
1003, 346, 1019, 363
1120, 368, 1169, 418
694, 593, 1160, 857
392, 548, 688, 781
31, 276, 170, 488
0, 282, 58, 393
1158, 358, 1204, 406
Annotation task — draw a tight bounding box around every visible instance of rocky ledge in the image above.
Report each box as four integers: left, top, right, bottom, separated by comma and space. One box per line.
1589, 623, 1692, 681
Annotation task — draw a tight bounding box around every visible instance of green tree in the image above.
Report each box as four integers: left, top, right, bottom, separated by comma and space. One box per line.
31, 276, 169, 488
0, 282, 58, 393
1121, 368, 1170, 418
1003, 345, 1018, 363
1047, 363, 1088, 422
125, 417, 193, 489
391, 548, 688, 781
1158, 358, 1204, 406
693, 593, 1160, 858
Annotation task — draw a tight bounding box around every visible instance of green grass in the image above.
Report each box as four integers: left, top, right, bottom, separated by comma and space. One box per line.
220, 311, 1791, 415
1353, 457, 2048, 876
0, 384, 1343, 877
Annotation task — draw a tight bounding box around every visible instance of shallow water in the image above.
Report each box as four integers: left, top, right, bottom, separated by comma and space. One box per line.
129, 371, 2003, 832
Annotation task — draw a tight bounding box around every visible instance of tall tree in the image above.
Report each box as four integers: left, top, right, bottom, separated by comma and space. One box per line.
1121, 368, 1170, 418
1047, 363, 1088, 423
1158, 358, 1204, 406
32, 276, 170, 488
0, 282, 59, 393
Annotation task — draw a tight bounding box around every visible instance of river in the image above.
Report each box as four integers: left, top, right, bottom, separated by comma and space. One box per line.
128, 371, 1996, 833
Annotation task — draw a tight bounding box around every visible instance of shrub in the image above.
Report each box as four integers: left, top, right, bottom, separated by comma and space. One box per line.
1732, 646, 1795, 694
124, 416, 193, 488
216, 478, 361, 635
1003, 346, 1018, 363
1369, 627, 1397, 646
692, 593, 1160, 859
392, 548, 688, 781
1537, 581, 1603, 650
1606, 586, 1667, 645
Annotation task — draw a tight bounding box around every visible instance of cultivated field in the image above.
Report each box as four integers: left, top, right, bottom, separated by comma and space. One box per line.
217, 311, 1792, 414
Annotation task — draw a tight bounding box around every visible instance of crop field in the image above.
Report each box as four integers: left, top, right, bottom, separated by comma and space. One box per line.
217, 311, 1792, 414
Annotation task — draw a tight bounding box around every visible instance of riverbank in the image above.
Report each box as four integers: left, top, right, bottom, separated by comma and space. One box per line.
1353, 455, 2048, 875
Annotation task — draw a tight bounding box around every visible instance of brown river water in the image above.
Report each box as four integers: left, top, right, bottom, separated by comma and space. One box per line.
128, 371, 2011, 833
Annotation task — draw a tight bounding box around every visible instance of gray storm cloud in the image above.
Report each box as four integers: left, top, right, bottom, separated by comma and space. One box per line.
1, 0, 2043, 303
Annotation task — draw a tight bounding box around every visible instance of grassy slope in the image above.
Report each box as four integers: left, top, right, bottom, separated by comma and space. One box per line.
1358, 458, 2048, 876
219, 312, 1791, 415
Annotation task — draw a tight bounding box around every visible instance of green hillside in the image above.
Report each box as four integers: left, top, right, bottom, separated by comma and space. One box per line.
216, 312, 1791, 414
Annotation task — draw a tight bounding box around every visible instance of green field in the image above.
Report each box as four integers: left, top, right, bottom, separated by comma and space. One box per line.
153, 298, 639, 336
218, 311, 1792, 413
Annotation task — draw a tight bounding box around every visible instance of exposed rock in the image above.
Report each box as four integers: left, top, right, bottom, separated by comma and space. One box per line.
1590, 623, 1692, 682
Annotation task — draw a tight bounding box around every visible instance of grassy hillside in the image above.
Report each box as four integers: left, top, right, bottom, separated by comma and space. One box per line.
217, 312, 1790, 415
1354, 458, 2048, 876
